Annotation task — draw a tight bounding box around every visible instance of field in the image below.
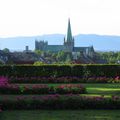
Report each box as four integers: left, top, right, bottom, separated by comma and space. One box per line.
1, 110, 120, 120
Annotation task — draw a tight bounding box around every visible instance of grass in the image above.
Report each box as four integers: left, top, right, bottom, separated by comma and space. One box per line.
82, 83, 120, 88
1, 110, 120, 120
83, 83, 120, 96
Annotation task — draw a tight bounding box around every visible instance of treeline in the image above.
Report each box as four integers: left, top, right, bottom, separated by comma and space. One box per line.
97, 51, 120, 64
35, 50, 73, 63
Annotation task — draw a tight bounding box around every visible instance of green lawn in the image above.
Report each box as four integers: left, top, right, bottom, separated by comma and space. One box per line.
1, 110, 120, 120
83, 83, 120, 96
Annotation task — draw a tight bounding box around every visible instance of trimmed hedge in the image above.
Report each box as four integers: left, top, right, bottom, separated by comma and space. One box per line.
0, 65, 71, 77
0, 64, 120, 78
84, 64, 120, 78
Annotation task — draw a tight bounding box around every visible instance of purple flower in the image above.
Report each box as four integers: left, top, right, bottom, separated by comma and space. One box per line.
0, 76, 8, 86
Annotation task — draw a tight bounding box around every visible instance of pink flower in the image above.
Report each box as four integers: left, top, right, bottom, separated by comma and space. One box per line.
0, 107, 2, 112
0, 76, 8, 86
115, 76, 120, 81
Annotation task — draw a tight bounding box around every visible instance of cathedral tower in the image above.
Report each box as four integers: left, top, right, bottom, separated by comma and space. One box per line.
64, 18, 74, 52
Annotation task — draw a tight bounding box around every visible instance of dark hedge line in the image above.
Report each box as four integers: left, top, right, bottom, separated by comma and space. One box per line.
0, 64, 120, 78
1, 95, 120, 110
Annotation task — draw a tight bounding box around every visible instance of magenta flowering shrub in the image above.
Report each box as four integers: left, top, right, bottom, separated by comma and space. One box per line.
0, 76, 8, 86
9, 76, 84, 83
0, 84, 19, 94
56, 84, 86, 94
113, 76, 120, 83
0, 107, 2, 112
86, 76, 111, 83
8, 76, 120, 83
0, 84, 86, 94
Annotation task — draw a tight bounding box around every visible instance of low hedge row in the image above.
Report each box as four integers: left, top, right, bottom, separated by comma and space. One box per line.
9, 76, 119, 83
1, 95, 120, 110
0, 84, 86, 94
0, 65, 120, 78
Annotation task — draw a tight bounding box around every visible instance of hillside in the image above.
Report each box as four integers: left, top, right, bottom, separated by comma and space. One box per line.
0, 34, 120, 51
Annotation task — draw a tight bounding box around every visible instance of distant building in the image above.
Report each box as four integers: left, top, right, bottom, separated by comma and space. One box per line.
35, 19, 95, 60
1, 19, 105, 64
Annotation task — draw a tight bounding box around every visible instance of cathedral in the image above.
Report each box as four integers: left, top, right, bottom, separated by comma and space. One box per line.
35, 19, 95, 60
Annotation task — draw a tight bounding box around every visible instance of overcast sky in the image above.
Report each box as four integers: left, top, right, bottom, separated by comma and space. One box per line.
0, 0, 120, 37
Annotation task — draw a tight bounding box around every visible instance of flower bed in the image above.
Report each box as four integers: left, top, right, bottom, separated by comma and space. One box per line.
0, 106, 2, 112
9, 76, 84, 83
1, 95, 120, 110
8, 76, 119, 83
0, 84, 86, 94
0, 76, 8, 85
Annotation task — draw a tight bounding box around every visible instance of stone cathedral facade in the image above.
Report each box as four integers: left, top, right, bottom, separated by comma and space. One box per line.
35, 19, 95, 60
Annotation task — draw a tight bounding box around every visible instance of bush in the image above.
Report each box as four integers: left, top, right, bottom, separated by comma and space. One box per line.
0, 84, 86, 94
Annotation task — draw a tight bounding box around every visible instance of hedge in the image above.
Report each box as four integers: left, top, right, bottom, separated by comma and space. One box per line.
84, 64, 120, 77
0, 64, 120, 78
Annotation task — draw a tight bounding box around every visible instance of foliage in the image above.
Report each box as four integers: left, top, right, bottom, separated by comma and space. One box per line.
34, 50, 43, 55
97, 51, 120, 64
56, 51, 66, 61
0, 84, 86, 94
1, 65, 120, 78
0, 76, 8, 86
2, 48, 10, 53
33, 61, 45, 65
1, 95, 120, 110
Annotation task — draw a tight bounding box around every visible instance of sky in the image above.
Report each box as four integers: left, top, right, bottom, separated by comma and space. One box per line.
0, 0, 120, 37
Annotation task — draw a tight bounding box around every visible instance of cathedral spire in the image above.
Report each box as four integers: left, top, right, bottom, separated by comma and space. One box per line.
66, 18, 72, 42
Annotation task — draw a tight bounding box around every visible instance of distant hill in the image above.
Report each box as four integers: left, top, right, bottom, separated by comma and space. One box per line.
0, 34, 120, 51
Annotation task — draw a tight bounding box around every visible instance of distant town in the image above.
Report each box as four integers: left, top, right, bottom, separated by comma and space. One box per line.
0, 19, 120, 65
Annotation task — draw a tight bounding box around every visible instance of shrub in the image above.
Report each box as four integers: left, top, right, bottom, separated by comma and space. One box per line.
0, 84, 86, 94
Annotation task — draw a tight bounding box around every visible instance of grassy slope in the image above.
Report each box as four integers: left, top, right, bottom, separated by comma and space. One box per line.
1, 110, 120, 120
